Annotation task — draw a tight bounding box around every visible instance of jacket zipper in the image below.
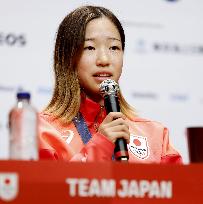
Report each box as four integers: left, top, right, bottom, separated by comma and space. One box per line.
93, 105, 105, 132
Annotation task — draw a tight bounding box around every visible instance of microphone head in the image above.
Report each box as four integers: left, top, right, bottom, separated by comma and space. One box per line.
99, 79, 119, 96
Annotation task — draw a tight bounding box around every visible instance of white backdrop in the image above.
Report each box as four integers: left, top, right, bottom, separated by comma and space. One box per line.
1, 0, 203, 163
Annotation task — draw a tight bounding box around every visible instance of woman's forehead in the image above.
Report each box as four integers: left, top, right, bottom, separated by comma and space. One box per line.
84, 17, 121, 40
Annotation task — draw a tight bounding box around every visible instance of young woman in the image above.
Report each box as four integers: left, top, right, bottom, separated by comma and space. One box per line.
39, 5, 182, 163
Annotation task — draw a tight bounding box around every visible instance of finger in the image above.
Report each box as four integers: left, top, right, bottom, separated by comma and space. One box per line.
115, 131, 130, 143
107, 124, 129, 134
110, 132, 130, 143
103, 112, 126, 123
105, 118, 129, 128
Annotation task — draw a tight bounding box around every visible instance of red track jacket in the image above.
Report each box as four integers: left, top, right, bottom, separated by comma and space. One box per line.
39, 97, 182, 164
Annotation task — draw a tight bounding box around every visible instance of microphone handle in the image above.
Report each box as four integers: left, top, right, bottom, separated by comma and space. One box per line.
104, 94, 120, 112
104, 94, 129, 161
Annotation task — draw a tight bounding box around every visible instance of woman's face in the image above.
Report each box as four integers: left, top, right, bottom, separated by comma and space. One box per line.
76, 16, 123, 103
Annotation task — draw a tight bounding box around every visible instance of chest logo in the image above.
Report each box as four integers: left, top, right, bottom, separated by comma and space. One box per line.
61, 130, 74, 144
128, 135, 150, 160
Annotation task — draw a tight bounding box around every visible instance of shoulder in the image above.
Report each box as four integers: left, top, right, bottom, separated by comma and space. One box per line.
38, 112, 58, 131
39, 112, 56, 123
38, 112, 70, 132
127, 116, 167, 131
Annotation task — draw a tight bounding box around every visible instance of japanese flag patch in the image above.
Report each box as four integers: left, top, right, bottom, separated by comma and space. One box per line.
128, 134, 150, 160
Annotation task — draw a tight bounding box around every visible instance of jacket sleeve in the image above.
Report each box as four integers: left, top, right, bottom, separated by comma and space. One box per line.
39, 131, 115, 162
70, 133, 115, 162
38, 117, 76, 161
160, 127, 183, 164
39, 116, 115, 162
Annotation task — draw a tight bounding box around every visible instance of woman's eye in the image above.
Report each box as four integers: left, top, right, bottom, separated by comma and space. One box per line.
110, 46, 120, 51
84, 46, 95, 50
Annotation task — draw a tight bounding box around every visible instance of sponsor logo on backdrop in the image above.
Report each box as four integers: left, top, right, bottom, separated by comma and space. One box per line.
132, 92, 158, 100
153, 42, 203, 54
0, 173, 19, 201
134, 39, 203, 55
165, 0, 179, 2
134, 39, 148, 53
131, 91, 191, 103
170, 94, 189, 102
0, 85, 52, 97
0, 85, 27, 94
0, 32, 26, 47
0, 85, 15, 92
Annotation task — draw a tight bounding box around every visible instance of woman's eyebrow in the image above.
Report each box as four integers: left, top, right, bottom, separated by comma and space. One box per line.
108, 37, 121, 42
84, 38, 94, 41
85, 37, 121, 42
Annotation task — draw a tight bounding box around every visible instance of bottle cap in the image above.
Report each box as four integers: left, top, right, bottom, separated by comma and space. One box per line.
16, 92, 31, 100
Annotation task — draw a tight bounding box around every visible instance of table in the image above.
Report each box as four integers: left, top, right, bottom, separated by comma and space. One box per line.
0, 160, 203, 203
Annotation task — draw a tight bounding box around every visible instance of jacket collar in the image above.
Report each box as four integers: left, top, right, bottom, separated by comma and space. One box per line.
79, 95, 150, 124
79, 96, 106, 125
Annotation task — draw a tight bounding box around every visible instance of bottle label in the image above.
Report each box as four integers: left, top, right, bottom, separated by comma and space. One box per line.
9, 107, 38, 160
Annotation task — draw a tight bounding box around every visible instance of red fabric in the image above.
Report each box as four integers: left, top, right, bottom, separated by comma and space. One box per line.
39, 149, 58, 160
38, 97, 182, 164
161, 154, 183, 164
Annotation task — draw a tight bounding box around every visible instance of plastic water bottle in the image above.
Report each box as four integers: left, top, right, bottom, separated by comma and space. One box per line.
8, 91, 38, 160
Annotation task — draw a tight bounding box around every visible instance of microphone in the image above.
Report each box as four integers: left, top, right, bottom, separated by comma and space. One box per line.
99, 79, 129, 162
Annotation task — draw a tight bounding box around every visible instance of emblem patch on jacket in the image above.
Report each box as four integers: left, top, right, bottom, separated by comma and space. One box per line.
61, 130, 74, 144
128, 134, 150, 160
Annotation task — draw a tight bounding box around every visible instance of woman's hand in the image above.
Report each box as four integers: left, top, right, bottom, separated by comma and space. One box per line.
98, 112, 130, 143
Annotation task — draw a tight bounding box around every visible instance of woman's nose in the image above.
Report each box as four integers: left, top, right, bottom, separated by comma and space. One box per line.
96, 49, 110, 67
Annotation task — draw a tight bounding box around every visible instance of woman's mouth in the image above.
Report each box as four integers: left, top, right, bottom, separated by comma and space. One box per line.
93, 73, 112, 82
93, 73, 112, 77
